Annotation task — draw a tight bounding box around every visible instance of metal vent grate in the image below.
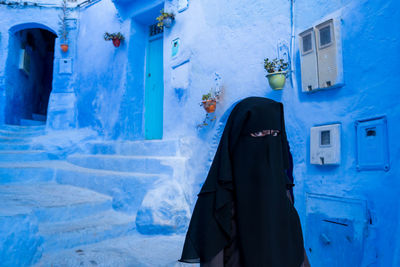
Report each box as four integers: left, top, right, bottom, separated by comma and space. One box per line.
149, 23, 163, 37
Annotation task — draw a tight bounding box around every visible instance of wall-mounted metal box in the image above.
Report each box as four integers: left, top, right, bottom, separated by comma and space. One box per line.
306, 193, 368, 267
355, 116, 389, 171
310, 124, 341, 165
171, 38, 180, 58
299, 14, 344, 92
299, 29, 319, 91
59, 58, 72, 74
178, 0, 189, 12
171, 59, 190, 90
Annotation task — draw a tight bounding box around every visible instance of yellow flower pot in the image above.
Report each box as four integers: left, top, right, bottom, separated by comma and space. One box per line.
266, 71, 287, 90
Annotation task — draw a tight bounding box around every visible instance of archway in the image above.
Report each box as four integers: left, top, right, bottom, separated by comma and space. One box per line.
4, 25, 56, 125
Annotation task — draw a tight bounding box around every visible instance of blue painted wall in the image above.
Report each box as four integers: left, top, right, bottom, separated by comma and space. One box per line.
0, 0, 399, 265
290, 0, 400, 265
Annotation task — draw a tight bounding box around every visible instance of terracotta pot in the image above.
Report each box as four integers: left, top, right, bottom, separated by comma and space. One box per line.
60, 44, 69, 52
112, 38, 121, 47
202, 100, 217, 113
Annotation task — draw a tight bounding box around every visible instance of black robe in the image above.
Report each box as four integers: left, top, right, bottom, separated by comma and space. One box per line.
180, 97, 304, 266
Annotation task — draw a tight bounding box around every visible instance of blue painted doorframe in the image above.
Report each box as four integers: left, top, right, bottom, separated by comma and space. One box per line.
144, 35, 164, 139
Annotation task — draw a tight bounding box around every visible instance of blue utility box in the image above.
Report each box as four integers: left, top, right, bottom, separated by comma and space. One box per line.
355, 116, 389, 171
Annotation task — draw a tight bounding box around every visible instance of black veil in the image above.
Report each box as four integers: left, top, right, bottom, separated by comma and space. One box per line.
180, 97, 304, 266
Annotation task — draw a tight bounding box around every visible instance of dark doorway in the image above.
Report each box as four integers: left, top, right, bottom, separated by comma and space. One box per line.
5, 28, 56, 125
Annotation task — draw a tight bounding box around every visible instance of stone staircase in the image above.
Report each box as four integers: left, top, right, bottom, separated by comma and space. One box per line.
62, 139, 191, 234
0, 124, 189, 266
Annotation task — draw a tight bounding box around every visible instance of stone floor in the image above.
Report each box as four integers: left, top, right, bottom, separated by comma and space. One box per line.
34, 234, 192, 267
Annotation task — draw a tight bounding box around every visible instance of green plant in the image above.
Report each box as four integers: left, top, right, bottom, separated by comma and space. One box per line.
264, 58, 288, 73
156, 9, 175, 29
202, 93, 212, 101
104, 32, 125, 41
58, 0, 69, 43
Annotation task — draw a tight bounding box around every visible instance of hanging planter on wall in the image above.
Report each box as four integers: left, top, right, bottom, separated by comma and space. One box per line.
58, 0, 70, 53
60, 44, 69, 52
197, 89, 222, 128
156, 9, 175, 29
264, 58, 289, 90
200, 91, 220, 113
104, 32, 125, 47
202, 99, 217, 113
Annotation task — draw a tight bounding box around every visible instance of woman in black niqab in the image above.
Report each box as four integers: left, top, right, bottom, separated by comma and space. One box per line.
179, 97, 306, 266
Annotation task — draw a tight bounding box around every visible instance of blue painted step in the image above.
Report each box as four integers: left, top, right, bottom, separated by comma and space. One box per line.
0, 136, 35, 143
0, 184, 112, 223
0, 129, 45, 138
0, 143, 33, 151
0, 161, 57, 184
85, 139, 179, 157
54, 161, 161, 214
20, 119, 46, 126
66, 154, 186, 175
0, 124, 45, 132
39, 210, 135, 251
0, 150, 58, 161
33, 233, 186, 267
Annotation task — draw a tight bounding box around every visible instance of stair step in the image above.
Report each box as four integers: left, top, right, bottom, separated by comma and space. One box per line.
54, 161, 161, 213
0, 143, 32, 150
39, 210, 135, 251
0, 136, 33, 143
0, 161, 160, 213
66, 154, 186, 174
85, 139, 179, 156
20, 119, 46, 126
0, 162, 56, 184
0, 150, 58, 161
0, 129, 45, 138
32, 113, 46, 121
0, 184, 112, 222
0, 124, 45, 132
34, 233, 185, 267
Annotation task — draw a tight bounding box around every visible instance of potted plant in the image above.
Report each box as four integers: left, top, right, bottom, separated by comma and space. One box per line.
200, 90, 220, 113
156, 9, 175, 29
104, 32, 125, 47
264, 58, 289, 90
58, 0, 69, 52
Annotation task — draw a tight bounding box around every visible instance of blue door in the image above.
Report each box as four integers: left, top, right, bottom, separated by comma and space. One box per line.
145, 36, 164, 139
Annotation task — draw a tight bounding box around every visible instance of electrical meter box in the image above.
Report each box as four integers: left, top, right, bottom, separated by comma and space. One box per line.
310, 124, 341, 165
299, 29, 319, 91
306, 193, 368, 267
299, 14, 344, 92
59, 58, 72, 74
355, 116, 389, 171
171, 59, 190, 90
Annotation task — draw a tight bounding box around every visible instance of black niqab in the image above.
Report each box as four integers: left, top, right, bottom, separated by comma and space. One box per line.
180, 97, 304, 266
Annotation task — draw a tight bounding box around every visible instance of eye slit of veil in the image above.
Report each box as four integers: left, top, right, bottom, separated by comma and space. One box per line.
250, 129, 281, 137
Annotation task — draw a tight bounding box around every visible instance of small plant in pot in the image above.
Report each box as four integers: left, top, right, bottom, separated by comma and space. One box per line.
200, 90, 220, 113
264, 58, 289, 90
58, 0, 70, 52
104, 32, 125, 47
156, 9, 175, 29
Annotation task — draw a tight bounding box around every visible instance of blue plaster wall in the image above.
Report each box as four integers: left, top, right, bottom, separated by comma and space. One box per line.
0, 0, 399, 265
109, 1, 400, 264
289, 0, 400, 266
0, 3, 81, 130
73, 0, 131, 139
